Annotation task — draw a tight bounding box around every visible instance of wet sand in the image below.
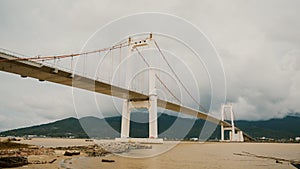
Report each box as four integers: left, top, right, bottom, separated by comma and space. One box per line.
10, 138, 300, 169
71, 142, 300, 169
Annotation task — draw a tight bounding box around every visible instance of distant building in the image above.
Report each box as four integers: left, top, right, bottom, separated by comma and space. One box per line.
259, 137, 266, 140
24, 135, 37, 139
258, 137, 274, 142
295, 137, 300, 141
189, 138, 199, 141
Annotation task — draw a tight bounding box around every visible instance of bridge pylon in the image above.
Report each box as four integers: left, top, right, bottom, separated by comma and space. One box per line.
116, 35, 163, 143
220, 104, 244, 142
117, 67, 163, 143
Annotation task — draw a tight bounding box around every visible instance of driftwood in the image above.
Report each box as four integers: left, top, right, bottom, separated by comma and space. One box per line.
102, 159, 115, 163
234, 151, 300, 168
49, 158, 57, 164
291, 163, 300, 169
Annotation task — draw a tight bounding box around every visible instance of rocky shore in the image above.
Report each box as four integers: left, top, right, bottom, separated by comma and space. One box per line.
0, 146, 55, 157
55, 142, 152, 156
0, 138, 152, 168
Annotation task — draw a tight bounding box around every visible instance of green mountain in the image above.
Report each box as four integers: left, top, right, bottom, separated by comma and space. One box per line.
0, 117, 88, 138
1, 113, 299, 140
236, 116, 300, 139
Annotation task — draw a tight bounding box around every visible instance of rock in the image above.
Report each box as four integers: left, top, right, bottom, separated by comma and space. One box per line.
64, 150, 80, 156
0, 156, 28, 168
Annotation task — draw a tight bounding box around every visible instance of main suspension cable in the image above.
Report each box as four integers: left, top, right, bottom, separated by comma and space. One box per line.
153, 40, 208, 113
0, 37, 149, 63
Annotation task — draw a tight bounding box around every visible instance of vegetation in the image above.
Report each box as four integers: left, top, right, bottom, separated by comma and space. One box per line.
236, 116, 300, 139
0, 117, 88, 138
0, 113, 299, 141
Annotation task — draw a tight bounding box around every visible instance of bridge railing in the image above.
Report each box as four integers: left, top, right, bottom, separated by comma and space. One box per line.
0, 48, 30, 59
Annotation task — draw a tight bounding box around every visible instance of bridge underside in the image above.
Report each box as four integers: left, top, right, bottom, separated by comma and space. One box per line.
0, 52, 254, 141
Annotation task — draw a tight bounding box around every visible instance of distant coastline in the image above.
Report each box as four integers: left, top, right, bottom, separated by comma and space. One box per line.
1, 113, 300, 142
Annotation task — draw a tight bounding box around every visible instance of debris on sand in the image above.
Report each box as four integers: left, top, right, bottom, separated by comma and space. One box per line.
291, 162, 300, 169
55, 143, 152, 157
48, 158, 57, 164
55, 145, 109, 157
97, 142, 152, 154
101, 159, 115, 163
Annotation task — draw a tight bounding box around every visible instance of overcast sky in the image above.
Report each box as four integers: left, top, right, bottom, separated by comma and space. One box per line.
0, 0, 300, 131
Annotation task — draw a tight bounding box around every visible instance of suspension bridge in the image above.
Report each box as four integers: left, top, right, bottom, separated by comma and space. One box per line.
0, 34, 253, 142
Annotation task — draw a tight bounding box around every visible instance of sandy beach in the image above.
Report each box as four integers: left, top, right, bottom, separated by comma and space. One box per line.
3, 138, 297, 169
71, 142, 300, 169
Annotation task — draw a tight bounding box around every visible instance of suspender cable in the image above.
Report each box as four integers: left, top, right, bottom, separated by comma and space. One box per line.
135, 48, 181, 103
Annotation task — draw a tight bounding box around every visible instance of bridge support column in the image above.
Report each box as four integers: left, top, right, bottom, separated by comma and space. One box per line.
117, 66, 162, 143
119, 96, 158, 139
221, 104, 226, 141
149, 94, 158, 138
117, 98, 162, 143
221, 124, 224, 141
220, 104, 244, 142
121, 100, 130, 138
148, 67, 158, 139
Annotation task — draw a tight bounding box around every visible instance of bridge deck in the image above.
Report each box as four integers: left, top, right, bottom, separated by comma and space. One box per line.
0, 51, 253, 140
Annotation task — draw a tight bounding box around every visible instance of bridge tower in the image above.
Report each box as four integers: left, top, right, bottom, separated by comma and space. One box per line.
117, 35, 163, 143
220, 104, 244, 142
